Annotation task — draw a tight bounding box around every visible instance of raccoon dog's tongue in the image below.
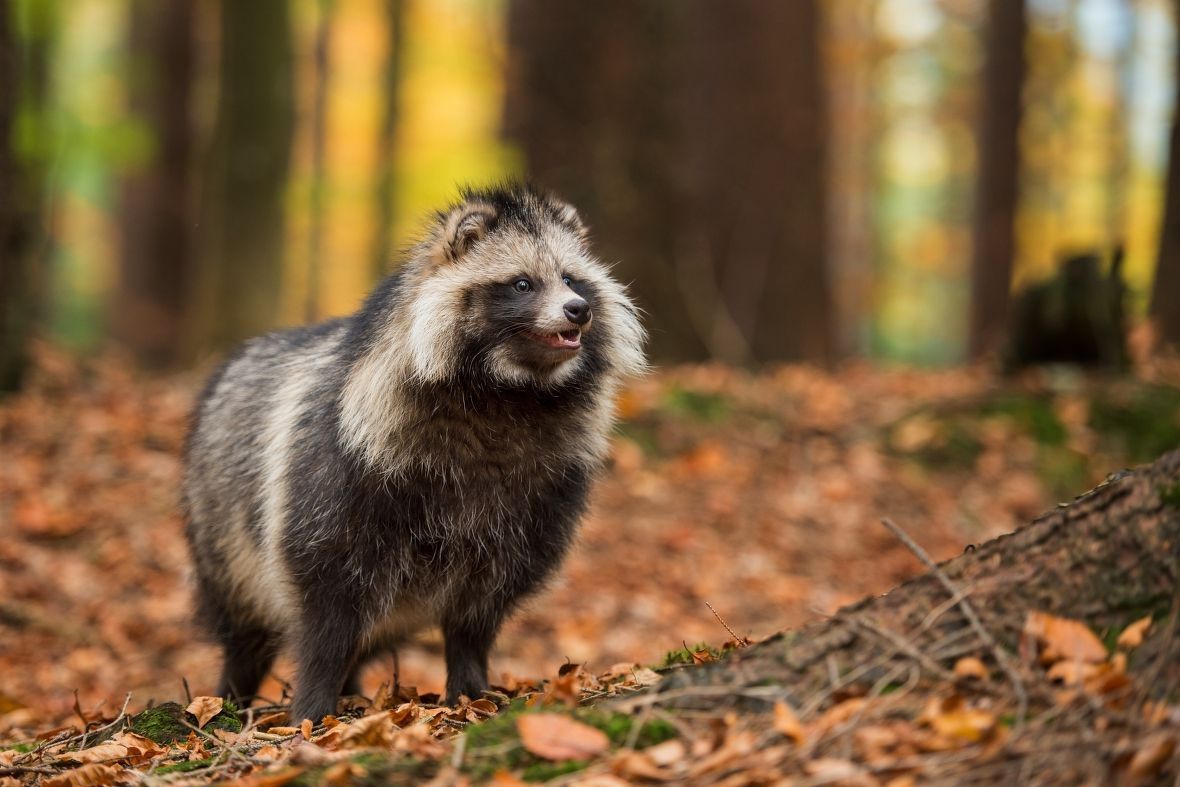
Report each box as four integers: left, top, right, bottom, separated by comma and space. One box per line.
530, 329, 581, 349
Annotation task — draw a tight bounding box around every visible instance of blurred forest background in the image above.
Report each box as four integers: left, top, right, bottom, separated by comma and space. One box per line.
3, 0, 1180, 388
8, 0, 1180, 735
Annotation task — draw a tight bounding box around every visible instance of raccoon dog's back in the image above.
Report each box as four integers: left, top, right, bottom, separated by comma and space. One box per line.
183, 183, 645, 722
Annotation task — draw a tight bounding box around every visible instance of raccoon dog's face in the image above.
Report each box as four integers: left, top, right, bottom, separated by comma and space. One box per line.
401, 186, 646, 388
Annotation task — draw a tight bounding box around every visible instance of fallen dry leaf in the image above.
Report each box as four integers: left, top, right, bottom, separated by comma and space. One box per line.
645, 739, 687, 767
110, 730, 165, 759
803, 758, 864, 781
185, 696, 224, 729
613, 750, 676, 781
42, 763, 127, 787
811, 698, 867, 739
1117, 616, 1153, 650
1126, 733, 1176, 782
339, 711, 395, 748
490, 771, 528, 786
517, 713, 609, 761
953, 656, 988, 680
920, 696, 997, 744
300, 718, 313, 740
773, 701, 805, 744
1023, 611, 1108, 664
60, 742, 129, 764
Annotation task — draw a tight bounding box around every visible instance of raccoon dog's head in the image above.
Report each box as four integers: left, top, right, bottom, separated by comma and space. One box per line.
400, 184, 646, 388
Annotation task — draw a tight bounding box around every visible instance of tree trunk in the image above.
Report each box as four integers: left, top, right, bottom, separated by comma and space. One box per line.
504, 1, 833, 364
1152, 3, 1180, 348
968, 0, 1026, 359
644, 450, 1180, 781
370, 0, 405, 281
0, 0, 50, 393
115, 0, 196, 368
195, 0, 294, 354
304, 0, 332, 322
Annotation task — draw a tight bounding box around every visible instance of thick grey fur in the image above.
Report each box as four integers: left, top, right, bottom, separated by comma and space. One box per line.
182, 183, 645, 722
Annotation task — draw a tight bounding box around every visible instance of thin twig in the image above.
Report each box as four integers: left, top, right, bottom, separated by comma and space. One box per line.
450, 730, 467, 769
77, 692, 133, 752
614, 683, 786, 712
0, 765, 60, 777
880, 518, 1028, 729
182, 677, 193, 705
624, 702, 654, 751
704, 601, 748, 646
850, 616, 958, 683
179, 720, 254, 764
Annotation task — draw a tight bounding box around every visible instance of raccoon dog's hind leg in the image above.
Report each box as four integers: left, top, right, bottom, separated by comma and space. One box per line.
197, 583, 281, 704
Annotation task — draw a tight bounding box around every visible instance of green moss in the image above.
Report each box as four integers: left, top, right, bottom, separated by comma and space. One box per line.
521, 760, 588, 782
614, 421, 662, 457
662, 387, 730, 423
155, 757, 217, 774
1089, 385, 1180, 463
1159, 482, 1180, 508
1, 742, 36, 753
462, 701, 678, 782
289, 754, 438, 787
578, 711, 677, 749
289, 755, 438, 787
129, 701, 242, 745
1036, 446, 1092, 501
657, 642, 721, 668
982, 395, 1066, 446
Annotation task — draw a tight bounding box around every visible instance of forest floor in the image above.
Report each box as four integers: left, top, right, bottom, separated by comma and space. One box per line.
1, 340, 1180, 785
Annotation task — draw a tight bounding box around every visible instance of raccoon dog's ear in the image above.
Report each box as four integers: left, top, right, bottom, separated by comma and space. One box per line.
552, 200, 589, 240
434, 202, 499, 265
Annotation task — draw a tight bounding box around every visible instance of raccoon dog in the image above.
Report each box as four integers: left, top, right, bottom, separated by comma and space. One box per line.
183, 184, 646, 722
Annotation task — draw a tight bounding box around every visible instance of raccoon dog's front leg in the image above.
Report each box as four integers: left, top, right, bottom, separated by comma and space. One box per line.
289, 605, 362, 723
442, 608, 505, 704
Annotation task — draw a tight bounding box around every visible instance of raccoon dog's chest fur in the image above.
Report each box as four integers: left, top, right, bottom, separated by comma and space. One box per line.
183, 184, 645, 722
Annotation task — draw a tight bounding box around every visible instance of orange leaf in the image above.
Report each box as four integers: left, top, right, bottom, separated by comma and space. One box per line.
1023, 611, 1107, 664
300, 718, 313, 740
1117, 616, 1152, 650
953, 657, 988, 680
61, 743, 129, 764
773, 701, 805, 744
811, 698, 867, 738
339, 712, 395, 748
185, 696, 224, 729
42, 764, 126, 787
1127, 733, 1176, 780
516, 713, 609, 761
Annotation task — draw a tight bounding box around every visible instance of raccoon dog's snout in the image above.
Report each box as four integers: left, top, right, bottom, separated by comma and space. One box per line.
563, 298, 591, 326
183, 182, 646, 724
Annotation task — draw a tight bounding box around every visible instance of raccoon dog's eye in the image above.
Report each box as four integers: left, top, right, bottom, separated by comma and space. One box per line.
562, 275, 573, 287
514, 279, 532, 293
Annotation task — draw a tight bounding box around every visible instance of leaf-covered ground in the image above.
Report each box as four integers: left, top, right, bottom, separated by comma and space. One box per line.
2, 342, 1180, 784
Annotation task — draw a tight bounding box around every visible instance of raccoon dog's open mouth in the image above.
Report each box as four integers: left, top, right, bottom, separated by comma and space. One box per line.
526, 329, 582, 350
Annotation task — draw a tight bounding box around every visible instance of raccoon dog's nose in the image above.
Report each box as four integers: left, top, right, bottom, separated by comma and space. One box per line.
563, 299, 591, 325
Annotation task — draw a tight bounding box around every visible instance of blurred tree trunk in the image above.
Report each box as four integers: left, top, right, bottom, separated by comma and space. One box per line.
1152, 1, 1180, 349
505, 1, 833, 364
305, 0, 332, 322
196, 0, 294, 353
371, 0, 405, 281
968, 0, 1026, 359
0, 1, 50, 393
115, 0, 196, 367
